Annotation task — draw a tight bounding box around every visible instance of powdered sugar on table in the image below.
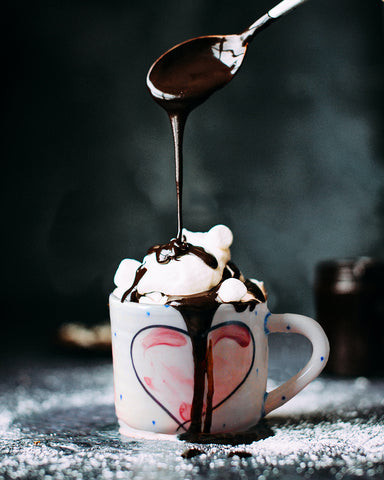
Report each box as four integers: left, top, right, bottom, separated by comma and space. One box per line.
1, 355, 383, 479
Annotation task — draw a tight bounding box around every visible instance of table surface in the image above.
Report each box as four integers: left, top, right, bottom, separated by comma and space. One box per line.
1, 353, 383, 480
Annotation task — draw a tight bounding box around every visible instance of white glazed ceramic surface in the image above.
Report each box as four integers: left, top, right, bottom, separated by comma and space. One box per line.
109, 294, 329, 437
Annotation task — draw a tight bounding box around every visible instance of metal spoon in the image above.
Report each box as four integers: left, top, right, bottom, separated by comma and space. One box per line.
147, 0, 309, 109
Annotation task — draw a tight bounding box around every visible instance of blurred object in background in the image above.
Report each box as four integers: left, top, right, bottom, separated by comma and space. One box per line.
57, 322, 111, 355
314, 257, 384, 377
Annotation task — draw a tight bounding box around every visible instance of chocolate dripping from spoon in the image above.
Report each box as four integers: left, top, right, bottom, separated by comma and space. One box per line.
169, 112, 185, 242
147, 0, 310, 244
144, 0, 310, 434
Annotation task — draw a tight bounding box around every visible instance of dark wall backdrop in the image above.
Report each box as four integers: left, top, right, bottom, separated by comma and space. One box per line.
2, 0, 384, 350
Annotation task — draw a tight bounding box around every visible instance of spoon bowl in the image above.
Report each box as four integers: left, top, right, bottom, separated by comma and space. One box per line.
147, 0, 309, 110
147, 34, 247, 111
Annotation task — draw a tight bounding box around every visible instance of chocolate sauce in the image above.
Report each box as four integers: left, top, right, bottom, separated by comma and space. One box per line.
126, 29, 268, 434
244, 279, 266, 303
166, 280, 264, 432
147, 36, 238, 113
121, 266, 147, 303
123, 254, 266, 433
147, 36, 239, 242
117, 0, 312, 435
148, 238, 218, 268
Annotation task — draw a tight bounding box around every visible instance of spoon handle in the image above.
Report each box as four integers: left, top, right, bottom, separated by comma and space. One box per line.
268, 0, 309, 19
242, 0, 309, 43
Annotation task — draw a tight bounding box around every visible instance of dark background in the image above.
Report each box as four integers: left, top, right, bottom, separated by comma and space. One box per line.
2, 0, 383, 351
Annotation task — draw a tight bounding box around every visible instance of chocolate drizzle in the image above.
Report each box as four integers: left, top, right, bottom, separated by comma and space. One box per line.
122, 254, 266, 434
181, 306, 217, 433
204, 339, 214, 433
166, 279, 265, 433
244, 279, 267, 303
121, 266, 147, 303
120, 236, 266, 435
122, 29, 268, 434
147, 36, 239, 242
148, 238, 218, 268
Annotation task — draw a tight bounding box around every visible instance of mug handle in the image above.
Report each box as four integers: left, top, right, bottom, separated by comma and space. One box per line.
263, 312, 329, 416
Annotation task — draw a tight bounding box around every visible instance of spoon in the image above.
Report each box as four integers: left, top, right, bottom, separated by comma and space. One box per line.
147, 0, 309, 111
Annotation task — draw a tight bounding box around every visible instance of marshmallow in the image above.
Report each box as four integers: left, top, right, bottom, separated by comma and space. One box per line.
114, 259, 141, 289
217, 278, 247, 303
113, 225, 266, 304
135, 225, 233, 296
139, 291, 168, 305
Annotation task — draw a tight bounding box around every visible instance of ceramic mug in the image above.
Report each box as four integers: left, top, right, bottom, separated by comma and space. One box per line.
109, 294, 329, 438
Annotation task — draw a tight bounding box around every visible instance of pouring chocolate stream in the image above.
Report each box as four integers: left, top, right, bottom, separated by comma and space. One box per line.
126, 0, 310, 434
147, 0, 310, 244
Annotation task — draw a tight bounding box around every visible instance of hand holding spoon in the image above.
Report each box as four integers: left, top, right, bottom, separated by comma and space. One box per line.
147, 0, 310, 111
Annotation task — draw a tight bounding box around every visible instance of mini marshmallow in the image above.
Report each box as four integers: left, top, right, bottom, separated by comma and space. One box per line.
182, 224, 232, 259
241, 292, 257, 303
114, 259, 141, 288
217, 278, 247, 303
206, 224, 233, 250
139, 291, 168, 305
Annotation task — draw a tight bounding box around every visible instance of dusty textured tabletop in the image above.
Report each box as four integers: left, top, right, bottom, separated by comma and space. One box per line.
1, 353, 383, 480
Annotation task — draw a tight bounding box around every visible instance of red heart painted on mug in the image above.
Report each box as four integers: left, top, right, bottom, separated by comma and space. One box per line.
130, 321, 255, 431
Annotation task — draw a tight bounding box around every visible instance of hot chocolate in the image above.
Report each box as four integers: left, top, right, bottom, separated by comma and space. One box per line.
114, 225, 267, 433
112, 0, 323, 435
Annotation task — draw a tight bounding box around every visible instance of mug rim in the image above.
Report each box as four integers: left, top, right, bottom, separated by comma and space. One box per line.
109, 292, 267, 313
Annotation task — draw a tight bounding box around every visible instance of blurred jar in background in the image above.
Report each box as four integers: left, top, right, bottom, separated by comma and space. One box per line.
314, 257, 384, 377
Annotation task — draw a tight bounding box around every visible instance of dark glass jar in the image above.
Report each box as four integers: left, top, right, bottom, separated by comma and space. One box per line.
314, 258, 384, 376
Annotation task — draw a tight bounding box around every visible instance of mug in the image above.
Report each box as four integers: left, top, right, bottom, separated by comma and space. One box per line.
109, 294, 329, 438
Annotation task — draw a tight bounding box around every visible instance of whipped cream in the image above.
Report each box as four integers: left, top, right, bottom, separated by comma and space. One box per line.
113, 225, 266, 306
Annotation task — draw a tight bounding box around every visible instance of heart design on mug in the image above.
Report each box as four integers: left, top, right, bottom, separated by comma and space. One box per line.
130, 321, 255, 431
